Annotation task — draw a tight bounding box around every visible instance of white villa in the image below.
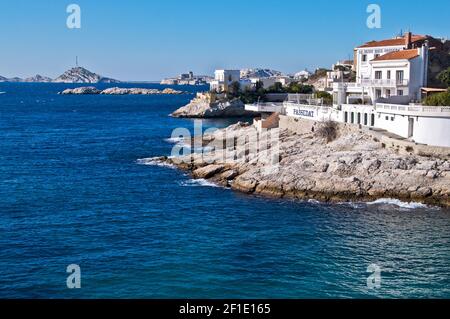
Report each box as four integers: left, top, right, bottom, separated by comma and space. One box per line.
210, 70, 241, 92
245, 32, 450, 148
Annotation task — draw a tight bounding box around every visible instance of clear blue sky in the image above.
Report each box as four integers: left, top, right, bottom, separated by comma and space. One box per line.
0, 0, 448, 81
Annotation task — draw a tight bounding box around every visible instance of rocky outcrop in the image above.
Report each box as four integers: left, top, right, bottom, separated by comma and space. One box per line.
163, 122, 450, 207
53, 67, 119, 83
59, 87, 186, 95
100, 87, 185, 95
59, 87, 101, 95
171, 97, 254, 118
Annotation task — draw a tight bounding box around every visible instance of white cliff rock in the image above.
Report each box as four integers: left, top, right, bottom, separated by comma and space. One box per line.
60, 87, 101, 94
171, 97, 253, 118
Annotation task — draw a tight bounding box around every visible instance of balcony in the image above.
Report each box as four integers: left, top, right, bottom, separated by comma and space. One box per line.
376, 103, 450, 117
361, 79, 409, 87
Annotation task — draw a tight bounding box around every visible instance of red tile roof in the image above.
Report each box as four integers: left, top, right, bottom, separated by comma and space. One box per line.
371, 49, 420, 62
358, 35, 427, 48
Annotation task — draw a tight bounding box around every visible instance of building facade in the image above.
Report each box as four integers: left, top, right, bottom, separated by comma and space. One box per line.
210, 70, 241, 92
245, 33, 450, 148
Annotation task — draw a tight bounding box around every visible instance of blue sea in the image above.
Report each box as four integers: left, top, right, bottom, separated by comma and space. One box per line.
0, 83, 449, 299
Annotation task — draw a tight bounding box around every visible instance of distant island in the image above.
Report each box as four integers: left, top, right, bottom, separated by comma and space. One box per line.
59, 87, 187, 95
0, 67, 120, 84
160, 71, 213, 86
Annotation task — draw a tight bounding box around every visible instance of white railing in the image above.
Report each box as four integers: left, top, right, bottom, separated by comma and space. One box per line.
376, 103, 450, 114
361, 79, 409, 86
287, 94, 314, 103
245, 102, 284, 113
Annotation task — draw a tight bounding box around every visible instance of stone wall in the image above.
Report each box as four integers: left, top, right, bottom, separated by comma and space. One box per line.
279, 115, 450, 159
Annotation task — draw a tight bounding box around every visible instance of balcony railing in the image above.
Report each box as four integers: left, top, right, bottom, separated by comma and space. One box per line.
245, 102, 284, 113
376, 103, 450, 114
361, 79, 409, 87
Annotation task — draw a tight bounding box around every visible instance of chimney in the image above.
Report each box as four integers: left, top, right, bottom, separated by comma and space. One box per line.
405, 32, 412, 49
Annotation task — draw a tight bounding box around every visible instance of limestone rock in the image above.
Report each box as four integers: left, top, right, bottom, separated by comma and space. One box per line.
171, 98, 254, 118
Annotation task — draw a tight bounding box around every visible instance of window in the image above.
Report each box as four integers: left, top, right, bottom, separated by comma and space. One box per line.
398, 90, 404, 96
375, 71, 382, 79
396, 70, 404, 82
362, 54, 367, 62
364, 114, 368, 126
375, 54, 380, 58
387, 71, 391, 79
376, 89, 382, 99
391, 117, 394, 121
386, 89, 391, 98
385, 116, 389, 121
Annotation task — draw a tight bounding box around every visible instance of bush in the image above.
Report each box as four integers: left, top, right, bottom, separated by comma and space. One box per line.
316, 121, 338, 143
437, 67, 450, 87
287, 82, 314, 94
423, 89, 450, 106
315, 91, 333, 105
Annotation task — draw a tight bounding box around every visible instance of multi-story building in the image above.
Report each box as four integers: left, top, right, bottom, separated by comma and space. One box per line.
245, 32, 450, 148
334, 32, 430, 105
210, 70, 241, 92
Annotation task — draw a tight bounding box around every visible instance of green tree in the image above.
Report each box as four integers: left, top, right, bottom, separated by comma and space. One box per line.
437, 67, 450, 87
315, 91, 333, 105
287, 82, 314, 94
266, 82, 285, 93
423, 89, 450, 106
228, 81, 241, 97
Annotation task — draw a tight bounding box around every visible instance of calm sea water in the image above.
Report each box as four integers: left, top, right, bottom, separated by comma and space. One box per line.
0, 83, 449, 299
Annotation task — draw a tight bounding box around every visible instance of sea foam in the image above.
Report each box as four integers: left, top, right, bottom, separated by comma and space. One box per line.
366, 198, 428, 209
179, 179, 225, 189
136, 157, 176, 169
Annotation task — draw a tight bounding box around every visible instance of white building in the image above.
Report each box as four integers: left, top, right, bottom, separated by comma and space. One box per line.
210, 70, 241, 92
245, 33, 450, 148
294, 70, 311, 81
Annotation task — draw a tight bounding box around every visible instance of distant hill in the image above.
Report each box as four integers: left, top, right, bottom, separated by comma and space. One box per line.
53, 67, 120, 83
24, 75, 53, 83
0, 76, 23, 82
240, 68, 284, 79
0, 67, 120, 83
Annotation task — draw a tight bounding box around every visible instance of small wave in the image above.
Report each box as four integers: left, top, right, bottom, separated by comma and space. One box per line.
0, 92, 6, 95
179, 179, 225, 189
136, 157, 176, 169
164, 137, 185, 144
367, 198, 428, 209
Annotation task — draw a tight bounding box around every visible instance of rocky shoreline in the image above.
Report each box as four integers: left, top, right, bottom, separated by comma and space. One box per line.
171, 95, 255, 118
156, 122, 450, 207
59, 87, 187, 95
